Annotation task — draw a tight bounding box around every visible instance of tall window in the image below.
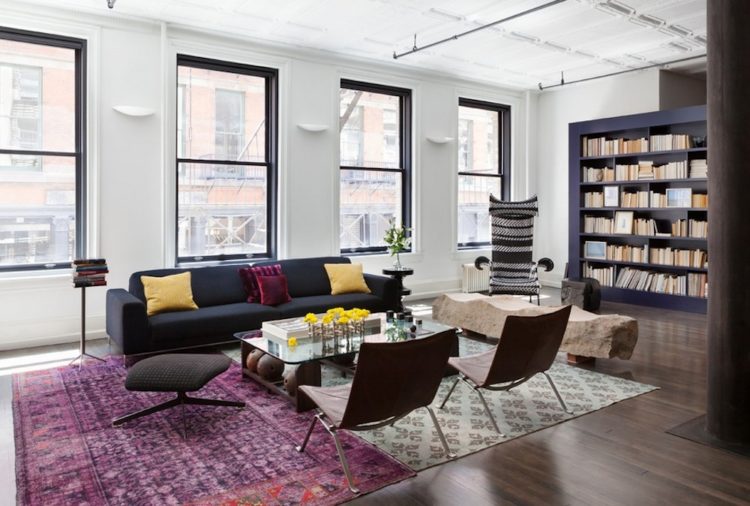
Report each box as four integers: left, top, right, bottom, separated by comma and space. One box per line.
339, 80, 411, 253
457, 98, 510, 248
0, 28, 86, 271
176, 55, 277, 263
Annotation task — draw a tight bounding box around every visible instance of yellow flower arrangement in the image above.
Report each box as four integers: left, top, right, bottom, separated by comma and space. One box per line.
303, 313, 318, 324
337, 315, 350, 325
288, 336, 298, 347
322, 314, 334, 325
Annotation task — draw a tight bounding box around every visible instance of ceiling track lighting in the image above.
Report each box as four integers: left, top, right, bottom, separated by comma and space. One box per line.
537, 53, 706, 90
392, 0, 567, 59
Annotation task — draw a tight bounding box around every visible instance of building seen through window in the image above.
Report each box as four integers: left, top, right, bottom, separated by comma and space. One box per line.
0, 30, 83, 270
457, 99, 510, 247
339, 81, 410, 252
176, 57, 277, 262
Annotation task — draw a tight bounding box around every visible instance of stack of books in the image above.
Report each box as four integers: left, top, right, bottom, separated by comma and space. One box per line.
72, 259, 108, 287
692, 194, 709, 208
689, 159, 708, 178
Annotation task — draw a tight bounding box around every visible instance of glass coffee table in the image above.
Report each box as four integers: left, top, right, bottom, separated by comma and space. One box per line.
234, 314, 457, 412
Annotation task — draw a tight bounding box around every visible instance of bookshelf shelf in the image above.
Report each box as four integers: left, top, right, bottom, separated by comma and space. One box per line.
580, 178, 707, 186
569, 105, 708, 313
582, 258, 708, 272
580, 233, 707, 242
580, 147, 708, 161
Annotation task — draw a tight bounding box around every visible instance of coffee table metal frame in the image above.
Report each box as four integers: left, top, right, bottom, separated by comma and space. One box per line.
235, 315, 457, 412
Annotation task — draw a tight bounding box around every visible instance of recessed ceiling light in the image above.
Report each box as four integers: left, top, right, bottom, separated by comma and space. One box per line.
667, 42, 691, 52
663, 24, 693, 37
624, 53, 647, 62
574, 49, 598, 59
426, 7, 465, 22
507, 31, 540, 44
594, 0, 634, 17
544, 41, 570, 53
630, 13, 665, 29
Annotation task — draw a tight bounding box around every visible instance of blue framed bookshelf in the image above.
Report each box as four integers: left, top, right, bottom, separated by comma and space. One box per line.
569, 105, 707, 313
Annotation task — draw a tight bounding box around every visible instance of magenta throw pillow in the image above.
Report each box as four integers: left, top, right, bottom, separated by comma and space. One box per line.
238, 264, 283, 303
256, 274, 292, 306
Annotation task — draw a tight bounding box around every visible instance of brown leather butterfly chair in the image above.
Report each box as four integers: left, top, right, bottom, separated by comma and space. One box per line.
439, 305, 573, 435
296, 329, 457, 494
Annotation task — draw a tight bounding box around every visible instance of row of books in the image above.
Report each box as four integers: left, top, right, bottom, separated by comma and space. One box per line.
581, 134, 702, 157
688, 219, 708, 238
617, 161, 688, 180
650, 248, 707, 268
689, 159, 708, 178
621, 191, 650, 208
648, 192, 709, 209
616, 268, 687, 295
582, 216, 708, 238
688, 273, 709, 298
581, 136, 649, 156
584, 191, 709, 209
581, 263, 708, 298
583, 216, 614, 234
650, 133, 692, 151
582, 263, 615, 286
606, 244, 648, 263
72, 258, 108, 287
581, 162, 708, 183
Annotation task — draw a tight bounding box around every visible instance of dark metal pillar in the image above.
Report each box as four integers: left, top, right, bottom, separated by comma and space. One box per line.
706, 0, 750, 444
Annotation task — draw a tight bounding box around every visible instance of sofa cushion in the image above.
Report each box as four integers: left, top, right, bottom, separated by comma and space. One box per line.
257, 274, 292, 306
141, 272, 199, 316
239, 264, 283, 303
253, 256, 351, 298
130, 266, 247, 307
149, 302, 281, 343
324, 263, 371, 295
275, 293, 387, 319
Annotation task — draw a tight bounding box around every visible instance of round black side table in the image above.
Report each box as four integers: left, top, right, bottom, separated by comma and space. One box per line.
382, 267, 414, 312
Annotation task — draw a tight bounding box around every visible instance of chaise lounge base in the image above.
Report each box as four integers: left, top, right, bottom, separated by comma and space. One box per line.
432, 293, 638, 360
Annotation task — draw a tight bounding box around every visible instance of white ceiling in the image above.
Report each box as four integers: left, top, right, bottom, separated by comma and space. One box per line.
12, 0, 707, 89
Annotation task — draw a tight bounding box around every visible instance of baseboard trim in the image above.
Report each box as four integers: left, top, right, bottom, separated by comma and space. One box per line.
0, 328, 107, 352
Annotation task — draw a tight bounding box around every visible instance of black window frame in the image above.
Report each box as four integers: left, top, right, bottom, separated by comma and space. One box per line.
457, 97, 511, 249
339, 79, 412, 255
0, 26, 87, 272
175, 54, 278, 265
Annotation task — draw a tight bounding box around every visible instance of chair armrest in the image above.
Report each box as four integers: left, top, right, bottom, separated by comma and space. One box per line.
106, 289, 150, 355
363, 273, 401, 310
536, 257, 554, 272
475, 256, 490, 270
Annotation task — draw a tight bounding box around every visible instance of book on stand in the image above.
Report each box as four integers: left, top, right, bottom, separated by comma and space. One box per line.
72, 258, 108, 287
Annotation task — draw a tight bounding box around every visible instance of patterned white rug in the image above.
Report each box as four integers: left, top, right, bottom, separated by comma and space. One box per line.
226, 336, 657, 471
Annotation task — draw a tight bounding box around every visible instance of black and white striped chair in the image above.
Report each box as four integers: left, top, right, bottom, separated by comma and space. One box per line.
475, 195, 553, 305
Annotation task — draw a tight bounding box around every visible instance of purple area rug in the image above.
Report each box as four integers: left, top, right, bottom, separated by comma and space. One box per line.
13, 358, 414, 505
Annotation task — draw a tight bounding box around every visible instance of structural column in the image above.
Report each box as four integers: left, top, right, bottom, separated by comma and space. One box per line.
706, 0, 750, 444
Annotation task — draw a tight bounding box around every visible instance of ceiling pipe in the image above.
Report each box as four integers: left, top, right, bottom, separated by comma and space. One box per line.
393, 0, 568, 60
537, 53, 706, 90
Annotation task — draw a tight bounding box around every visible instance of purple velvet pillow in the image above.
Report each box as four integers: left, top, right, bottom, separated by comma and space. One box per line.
256, 274, 292, 306
238, 264, 283, 303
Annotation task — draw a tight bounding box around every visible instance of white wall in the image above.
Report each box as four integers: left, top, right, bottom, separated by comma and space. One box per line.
533, 69, 662, 286
0, 3, 531, 350
659, 70, 707, 110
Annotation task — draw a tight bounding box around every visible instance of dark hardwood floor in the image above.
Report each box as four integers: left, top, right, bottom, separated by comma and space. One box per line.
353, 299, 750, 506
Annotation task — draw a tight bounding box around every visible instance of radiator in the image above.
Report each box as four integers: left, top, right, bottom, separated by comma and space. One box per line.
462, 263, 490, 293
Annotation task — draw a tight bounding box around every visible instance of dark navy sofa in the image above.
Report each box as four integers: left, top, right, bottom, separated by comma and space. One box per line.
105, 256, 400, 357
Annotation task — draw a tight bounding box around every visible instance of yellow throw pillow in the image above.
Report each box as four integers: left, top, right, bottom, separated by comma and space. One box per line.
324, 263, 371, 295
141, 272, 199, 316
